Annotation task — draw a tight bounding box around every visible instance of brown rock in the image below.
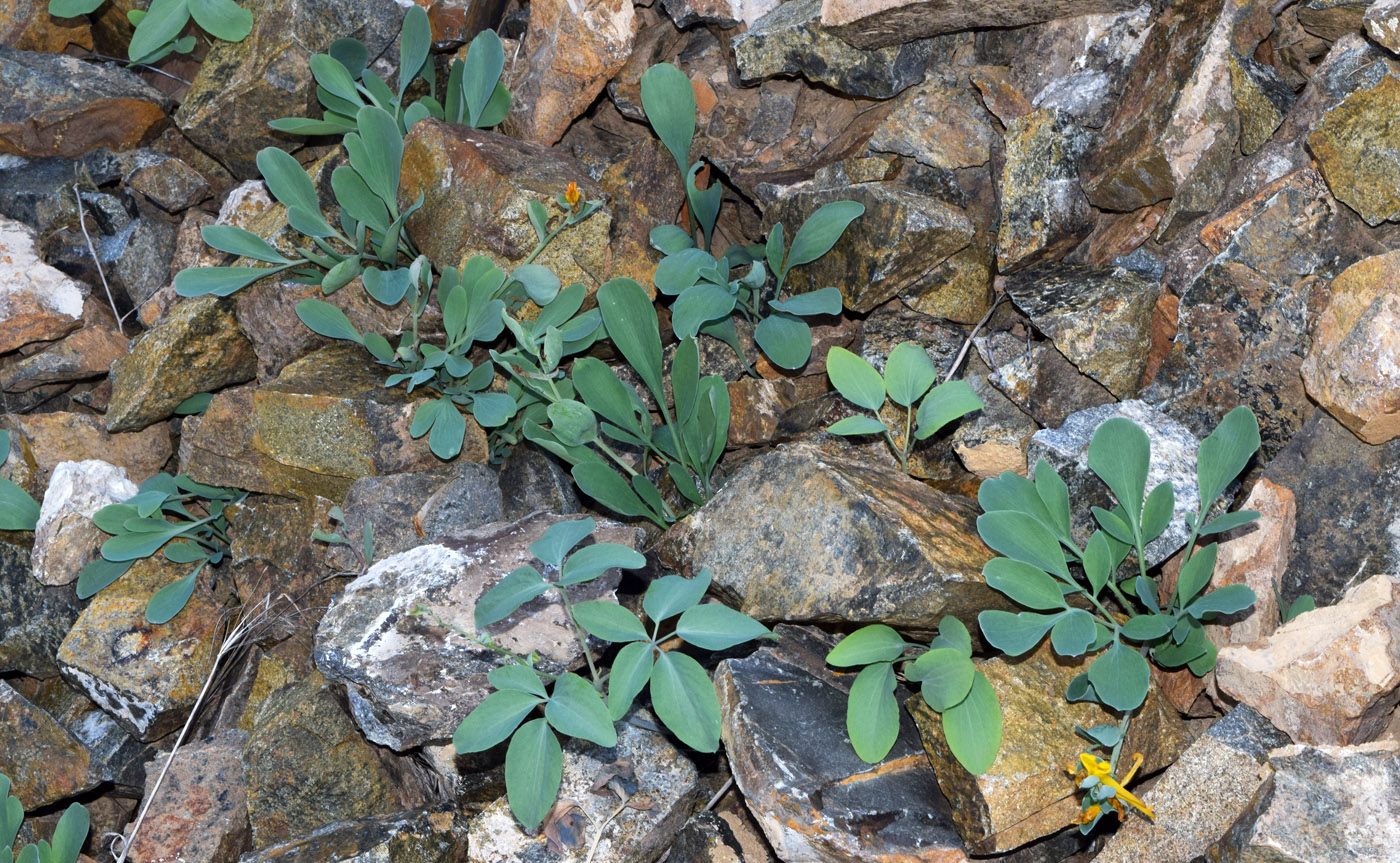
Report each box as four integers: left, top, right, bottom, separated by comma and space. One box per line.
411, 0, 508, 45
597, 139, 685, 290
0, 679, 95, 809
126, 730, 250, 863
1084, 203, 1166, 266
1364, 0, 1400, 53
996, 108, 1094, 272
0, 0, 91, 51
818, 0, 1142, 49
951, 355, 1037, 479
1297, 0, 1370, 39
725, 377, 807, 446
975, 330, 1117, 429
1308, 74, 1400, 225
968, 66, 1033, 125
7, 411, 171, 489
0, 217, 85, 354
0, 325, 126, 393
1216, 573, 1400, 745
1207, 478, 1296, 648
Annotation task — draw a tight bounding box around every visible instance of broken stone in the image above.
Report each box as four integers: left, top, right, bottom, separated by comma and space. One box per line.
31, 459, 138, 587
1309, 73, 1400, 225
0, 216, 83, 353
664, 809, 776, 863
952, 355, 1038, 479
125, 730, 250, 863
818, 0, 1142, 49
0, 679, 96, 809
498, 443, 581, 521
0, 325, 127, 393
975, 331, 1117, 429
338, 463, 503, 559
996, 110, 1094, 272
0, 0, 92, 52
6, 411, 172, 490
1298, 0, 1371, 39
1206, 478, 1295, 649
238, 807, 469, 863
1232, 55, 1296, 155
661, 0, 780, 27
0, 536, 81, 677
1364, 0, 1400, 52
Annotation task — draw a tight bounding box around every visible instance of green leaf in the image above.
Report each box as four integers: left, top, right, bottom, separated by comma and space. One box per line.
825, 624, 906, 667
929, 615, 972, 657
607, 641, 654, 720
49, 0, 105, 14
295, 298, 362, 343
979, 468, 1056, 524
914, 379, 983, 440
75, 557, 133, 599
428, 398, 466, 460
643, 569, 711, 622
1197, 406, 1260, 508
475, 82, 511, 128
257, 147, 326, 222
650, 651, 721, 751
163, 541, 207, 564
1092, 505, 1136, 546
883, 343, 936, 408
654, 248, 712, 296
397, 5, 431, 95
1120, 613, 1175, 642
557, 542, 645, 586
676, 603, 773, 650
573, 358, 645, 436
1082, 532, 1112, 597
686, 162, 722, 248
784, 201, 863, 272
1049, 609, 1097, 657
174, 265, 283, 297
977, 511, 1071, 579
309, 53, 360, 105
331, 167, 390, 233
269, 116, 357, 136
673, 284, 737, 339
0, 478, 39, 531
188, 0, 251, 41
1199, 510, 1261, 536
471, 393, 516, 428
454, 689, 542, 753
47, 803, 89, 863
174, 392, 213, 415
941, 671, 1001, 775
100, 523, 190, 561
847, 662, 899, 763
827, 415, 888, 436
474, 566, 550, 628
825, 346, 885, 411
768, 286, 843, 317
597, 279, 665, 405
640, 63, 696, 176
545, 672, 617, 747
752, 312, 811, 369
911, 649, 975, 711
504, 719, 563, 832
146, 569, 198, 624
321, 258, 362, 294
546, 399, 596, 447
512, 264, 562, 306
571, 600, 648, 642
127, 0, 189, 63
529, 518, 596, 568
462, 30, 505, 126
982, 558, 1067, 611
1034, 459, 1073, 539
977, 609, 1061, 656
1140, 481, 1175, 544
1284, 595, 1316, 622
1175, 542, 1218, 608
1088, 418, 1150, 533
352, 106, 403, 205
1087, 642, 1151, 712
1187, 584, 1256, 617
488, 664, 548, 698
201, 225, 294, 264
571, 463, 665, 526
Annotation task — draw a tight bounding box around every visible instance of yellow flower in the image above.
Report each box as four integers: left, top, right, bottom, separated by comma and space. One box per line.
1072, 753, 1155, 821
565, 181, 580, 213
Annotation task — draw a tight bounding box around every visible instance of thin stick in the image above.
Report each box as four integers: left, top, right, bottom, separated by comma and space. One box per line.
703, 777, 734, 812
72, 185, 127, 336
584, 779, 630, 863
80, 53, 192, 85
942, 293, 1003, 384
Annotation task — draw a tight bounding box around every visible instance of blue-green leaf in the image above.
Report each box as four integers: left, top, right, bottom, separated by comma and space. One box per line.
847, 661, 899, 763
826, 624, 906, 667
503, 719, 562, 832
545, 672, 617, 747
941, 671, 1001, 775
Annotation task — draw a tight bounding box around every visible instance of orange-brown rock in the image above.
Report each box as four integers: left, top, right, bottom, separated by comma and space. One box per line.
0, 0, 91, 51
5, 411, 172, 490
0, 679, 95, 808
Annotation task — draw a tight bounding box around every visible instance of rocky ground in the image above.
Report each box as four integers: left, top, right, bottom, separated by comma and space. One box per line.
3, 0, 1400, 861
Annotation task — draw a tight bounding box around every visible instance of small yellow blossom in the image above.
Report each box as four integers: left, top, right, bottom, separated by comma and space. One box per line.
565, 181, 581, 213
1071, 752, 1155, 821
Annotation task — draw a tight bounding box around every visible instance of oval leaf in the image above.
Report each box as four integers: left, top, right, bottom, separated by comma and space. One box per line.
982, 558, 1068, 611
911, 648, 975, 712
504, 718, 562, 832
607, 640, 654, 720
826, 624, 907, 667
650, 651, 721, 752
941, 671, 1001, 775
847, 662, 899, 763
784, 201, 864, 271
571, 600, 648, 643
825, 346, 884, 411
1087, 642, 1151, 712
545, 672, 617, 747
474, 566, 550, 629
453, 688, 542, 753
675, 603, 773, 650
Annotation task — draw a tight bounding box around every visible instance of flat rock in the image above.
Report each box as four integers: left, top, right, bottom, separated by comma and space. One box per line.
656, 443, 1002, 631
1309, 70, 1400, 226
0, 324, 126, 393
338, 463, 503, 559
975, 331, 1116, 429
468, 709, 700, 863
997, 110, 1094, 272
661, 0, 781, 26
869, 76, 995, 169
0, 216, 83, 353
126, 730, 250, 863
31, 459, 138, 587
0, 0, 92, 52
818, 0, 1142, 49
663, 809, 776, 863
498, 443, 581, 521
596, 138, 685, 291
237, 807, 469, 863
909, 639, 1192, 853
1232, 55, 1295, 154
0, 536, 81, 677
314, 513, 640, 750
0, 46, 167, 157
1217, 573, 1400, 745
56, 554, 222, 741
0, 679, 96, 809
716, 626, 970, 863
1094, 706, 1290, 863
1364, 0, 1400, 52
1206, 477, 1295, 649
7, 411, 171, 490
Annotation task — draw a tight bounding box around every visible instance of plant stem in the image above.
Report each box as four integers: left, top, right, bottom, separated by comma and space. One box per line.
1108, 709, 1133, 772
556, 585, 603, 690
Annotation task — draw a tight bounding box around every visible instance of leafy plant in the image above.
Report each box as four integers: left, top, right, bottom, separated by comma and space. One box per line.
826, 616, 1001, 775
431, 518, 773, 831
77, 473, 247, 624
824, 343, 984, 473
312, 504, 374, 569
50, 0, 252, 65
0, 431, 39, 532
1, 774, 89, 863
639, 63, 863, 370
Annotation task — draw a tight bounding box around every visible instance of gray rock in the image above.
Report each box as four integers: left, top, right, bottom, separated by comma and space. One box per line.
663, 809, 777, 863
314, 513, 641, 751
997, 110, 1094, 272
338, 468, 454, 558
0, 216, 85, 354
0, 150, 124, 235
498, 443, 581, 520
0, 536, 81, 677
416, 463, 505, 542
976, 330, 1117, 429
1027, 400, 1213, 566
819, 0, 1144, 49
126, 154, 212, 213
32, 459, 138, 586
237, 807, 468, 863
1365, 0, 1400, 53
68, 708, 158, 790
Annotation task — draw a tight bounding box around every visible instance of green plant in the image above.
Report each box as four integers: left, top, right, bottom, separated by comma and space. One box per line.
0, 775, 89, 863
1277, 585, 1314, 623
312, 504, 374, 568
77, 473, 247, 624
639, 63, 864, 370
826, 616, 1002, 774
0, 432, 39, 531
824, 343, 985, 473
428, 517, 773, 832
50, 0, 252, 65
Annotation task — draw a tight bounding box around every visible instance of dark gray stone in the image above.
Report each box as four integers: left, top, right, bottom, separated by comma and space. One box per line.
498, 443, 580, 521
0, 536, 81, 678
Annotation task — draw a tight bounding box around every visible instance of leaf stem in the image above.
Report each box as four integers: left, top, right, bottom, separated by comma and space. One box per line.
556, 585, 603, 690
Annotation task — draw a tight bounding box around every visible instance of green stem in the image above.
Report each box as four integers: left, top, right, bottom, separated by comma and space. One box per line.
557, 585, 603, 690
1108, 709, 1133, 772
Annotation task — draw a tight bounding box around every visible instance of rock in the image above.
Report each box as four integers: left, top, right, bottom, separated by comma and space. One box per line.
596, 139, 685, 290
665, 810, 776, 863
67, 705, 157, 790
181, 344, 471, 501
1229, 741, 1400, 862
175, 0, 403, 178
818, 0, 1142, 48
1002, 265, 1160, 399
868, 77, 995, 169
996, 110, 1094, 272
909, 639, 1191, 853
501, 0, 633, 145
1365, 0, 1400, 52
1027, 400, 1212, 566
0, 537, 81, 677
1309, 74, 1400, 225
32, 460, 139, 587
0, 679, 96, 809
975, 331, 1116, 429
1302, 251, 1400, 443
0, 325, 127, 393
56, 554, 222, 741
127, 154, 212, 214
237, 807, 470, 863
1298, 0, 1372, 39
726, 378, 811, 447
401, 121, 612, 291
106, 296, 258, 433
314, 513, 640, 751
0, 46, 167, 157
0, 217, 84, 353
338, 464, 502, 559
1216, 573, 1400, 745
733, 0, 931, 100
952, 355, 1039, 479
658, 443, 1001, 631
0, 0, 92, 52
498, 443, 581, 520
126, 730, 250, 863
1206, 478, 1295, 649
0, 150, 123, 236
1232, 55, 1296, 154
1094, 706, 1290, 863
661, 0, 780, 27
468, 708, 699, 863
243, 671, 423, 850
6, 411, 171, 490
716, 626, 968, 863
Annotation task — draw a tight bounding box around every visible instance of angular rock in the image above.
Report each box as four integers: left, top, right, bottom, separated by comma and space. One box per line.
910, 640, 1191, 853
1298, 0, 1371, 38
716, 626, 969, 863
32, 459, 139, 587
951, 356, 1038, 479
0, 217, 83, 353
175, 0, 403, 178
661, 0, 781, 27
1094, 706, 1290, 863
0, 325, 126, 393
1028, 400, 1212, 566
1309, 74, 1400, 225
1206, 478, 1295, 649
0, 0, 92, 52
498, 443, 581, 521
975, 331, 1116, 429
314, 513, 640, 750
597, 139, 686, 290
869, 77, 994, 169
468, 709, 700, 863
996, 110, 1094, 272
56, 554, 222, 741
106, 296, 258, 432
1364, 0, 1400, 52
401, 121, 612, 291
0, 679, 96, 809
1002, 265, 1160, 398
818, 0, 1142, 48
726, 378, 810, 447
67, 705, 158, 790
502, 0, 634, 145
664, 809, 776, 863
126, 154, 212, 213
338, 464, 503, 559
1217, 573, 1400, 745
0, 537, 81, 677
237, 807, 469, 863
733, 0, 932, 100
1232, 55, 1295, 154
126, 730, 250, 863
0, 46, 167, 157
657, 443, 1001, 631
7, 411, 171, 490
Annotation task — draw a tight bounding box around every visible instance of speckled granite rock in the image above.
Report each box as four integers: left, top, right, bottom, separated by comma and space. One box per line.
31, 459, 138, 587
818, 0, 1142, 49
0, 536, 80, 677
996, 110, 1094, 272
1308, 73, 1400, 225
126, 730, 250, 863
975, 332, 1116, 429
869, 76, 995, 169
6, 411, 171, 490
237, 807, 469, 863
0, 679, 96, 808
